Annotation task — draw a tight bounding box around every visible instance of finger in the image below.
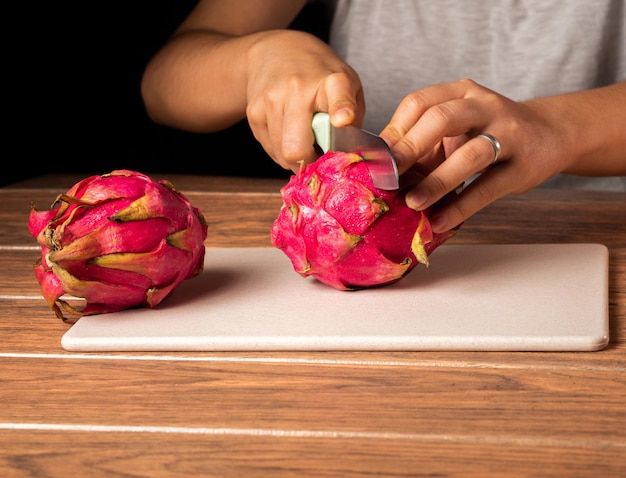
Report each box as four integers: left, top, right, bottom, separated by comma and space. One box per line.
246, 105, 286, 168
279, 71, 363, 170
397, 95, 505, 173
380, 79, 476, 145
406, 133, 507, 210
381, 80, 505, 174
321, 71, 364, 127
281, 101, 319, 170
425, 165, 510, 233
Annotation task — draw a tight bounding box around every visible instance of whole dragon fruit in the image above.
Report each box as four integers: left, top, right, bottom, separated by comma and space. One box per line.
28, 170, 208, 322
271, 151, 460, 290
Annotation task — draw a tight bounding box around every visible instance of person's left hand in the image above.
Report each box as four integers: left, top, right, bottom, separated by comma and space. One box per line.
379, 78, 573, 233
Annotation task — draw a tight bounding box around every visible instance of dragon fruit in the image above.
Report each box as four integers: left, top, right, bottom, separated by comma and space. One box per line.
28, 170, 208, 322
271, 151, 460, 290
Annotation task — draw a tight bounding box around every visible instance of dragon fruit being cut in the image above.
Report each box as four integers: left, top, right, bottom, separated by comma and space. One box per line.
28, 170, 208, 322
271, 151, 460, 290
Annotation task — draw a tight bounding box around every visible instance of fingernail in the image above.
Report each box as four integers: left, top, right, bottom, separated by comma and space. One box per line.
406, 190, 428, 209
332, 108, 354, 126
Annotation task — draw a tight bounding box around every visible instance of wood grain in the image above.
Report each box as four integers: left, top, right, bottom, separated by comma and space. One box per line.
2, 357, 624, 435
1, 176, 625, 477
5, 187, 625, 247
2, 430, 623, 478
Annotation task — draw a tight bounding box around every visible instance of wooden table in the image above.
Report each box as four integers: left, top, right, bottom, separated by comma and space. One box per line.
1, 174, 625, 477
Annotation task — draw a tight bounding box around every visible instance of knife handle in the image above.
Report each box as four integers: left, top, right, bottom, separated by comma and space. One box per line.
312, 112, 331, 153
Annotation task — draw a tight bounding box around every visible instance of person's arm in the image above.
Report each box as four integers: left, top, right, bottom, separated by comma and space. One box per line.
141, 0, 308, 132
141, 0, 364, 170
379, 80, 626, 233
523, 82, 626, 177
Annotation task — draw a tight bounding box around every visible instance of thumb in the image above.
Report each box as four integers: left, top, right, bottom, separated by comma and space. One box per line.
321, 71, 364, 127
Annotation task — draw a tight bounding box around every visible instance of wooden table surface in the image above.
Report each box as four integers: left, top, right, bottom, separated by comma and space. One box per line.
1, 174, 625, 477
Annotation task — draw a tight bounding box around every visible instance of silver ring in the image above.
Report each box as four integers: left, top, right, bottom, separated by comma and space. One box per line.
476, 133, 502, 163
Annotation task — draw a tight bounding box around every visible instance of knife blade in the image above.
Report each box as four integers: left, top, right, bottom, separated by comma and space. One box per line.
312, 112, 399, 190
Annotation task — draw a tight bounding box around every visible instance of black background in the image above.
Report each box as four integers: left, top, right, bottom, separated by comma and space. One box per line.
6, 1, 330, 186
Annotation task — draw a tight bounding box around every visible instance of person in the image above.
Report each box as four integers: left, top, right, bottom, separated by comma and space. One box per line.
141, 0, 626, 234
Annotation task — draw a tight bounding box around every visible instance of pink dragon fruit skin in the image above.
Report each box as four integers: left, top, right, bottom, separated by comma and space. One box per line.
271, 151, 460, 290
28, 170, 208, 322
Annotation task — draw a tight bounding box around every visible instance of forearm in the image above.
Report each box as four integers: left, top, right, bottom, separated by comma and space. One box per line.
140, 0, 308, 133
523, 81, 626, 176
141, 30, 261, 132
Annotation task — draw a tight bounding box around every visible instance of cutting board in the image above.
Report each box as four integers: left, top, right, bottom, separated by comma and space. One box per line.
61, 244, 609, 352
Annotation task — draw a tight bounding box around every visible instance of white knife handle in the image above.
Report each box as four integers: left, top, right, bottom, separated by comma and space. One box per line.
312, 112, 331, 153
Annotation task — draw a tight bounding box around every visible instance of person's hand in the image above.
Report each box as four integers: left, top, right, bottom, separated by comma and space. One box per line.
379, 79, 583, 233
141, 0, 365, 173
245, 30, 365, 172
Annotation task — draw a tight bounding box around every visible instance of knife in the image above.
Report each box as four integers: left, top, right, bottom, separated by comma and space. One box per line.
312, 112, 400, 190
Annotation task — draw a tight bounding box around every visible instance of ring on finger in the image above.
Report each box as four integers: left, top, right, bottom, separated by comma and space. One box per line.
476, 133, 502, 163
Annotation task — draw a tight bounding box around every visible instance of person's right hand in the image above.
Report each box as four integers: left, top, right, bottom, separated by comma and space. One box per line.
141, 0, 365, 173
244, 30, 365, 171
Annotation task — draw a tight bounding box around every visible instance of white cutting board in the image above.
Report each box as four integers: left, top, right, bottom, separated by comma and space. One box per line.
62, 244, 609, 352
